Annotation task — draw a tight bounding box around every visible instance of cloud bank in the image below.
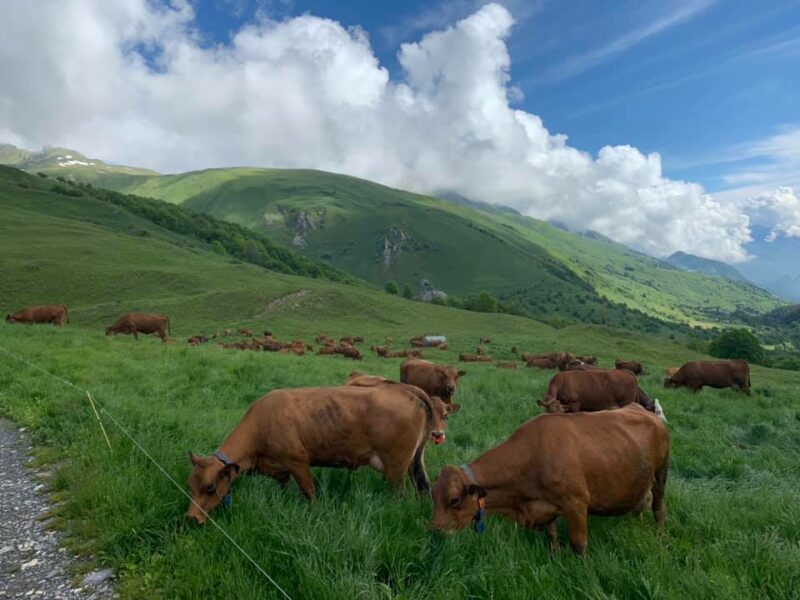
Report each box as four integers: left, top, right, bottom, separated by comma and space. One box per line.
1, 0, 795, 262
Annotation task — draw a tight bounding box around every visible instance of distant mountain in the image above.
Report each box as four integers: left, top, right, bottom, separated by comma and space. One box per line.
0, 143, 157, 178
666, 251, 749, 283
2, 142, 784, 328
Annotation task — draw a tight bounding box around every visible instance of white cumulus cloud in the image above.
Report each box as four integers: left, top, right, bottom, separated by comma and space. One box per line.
0, 0, 763, 262
740, 187, 800, 242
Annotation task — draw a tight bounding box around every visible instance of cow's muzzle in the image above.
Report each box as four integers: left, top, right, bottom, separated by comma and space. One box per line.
431, 431, 445, 445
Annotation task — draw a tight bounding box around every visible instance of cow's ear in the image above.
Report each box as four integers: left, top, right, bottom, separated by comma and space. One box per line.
457, 370, 466, 378
467, 484, 487, 499
446, 403, 461, 415
188, 451, 199, 465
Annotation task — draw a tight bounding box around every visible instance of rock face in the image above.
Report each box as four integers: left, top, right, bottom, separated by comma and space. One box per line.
0, 421, 116, 599
382, 226, 410, 267
291, 211, 316, 248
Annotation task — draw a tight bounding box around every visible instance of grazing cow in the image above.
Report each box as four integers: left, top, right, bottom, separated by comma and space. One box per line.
539, 369, 655, 413
429, 404, 669, 554
410, 336, 426, 348
6, 304, 69, 326
664, 367, 679, 379
186, 384, 450, 523
317, 346, 339, 356
459, 353, 492, 363
563, 360, 597, 371
340, 336, 354, 345
615, 359, 644, 375
341, 346, 363, 361
263, 341, 283, 352
438, 343, 448, 351
575, 355, 598, 366
664, 360, 750, 394
315, 334, 331, 344
496, 362, 518, 370
105, 312, 170, 343
188, 335, 210, 346
526, 358, 558, 369
374, 345, 390, 357
400, 359, 465, 403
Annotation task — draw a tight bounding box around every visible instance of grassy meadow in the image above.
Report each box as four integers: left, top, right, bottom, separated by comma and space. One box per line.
1, 322, 799, 599
1, 163, 799, 598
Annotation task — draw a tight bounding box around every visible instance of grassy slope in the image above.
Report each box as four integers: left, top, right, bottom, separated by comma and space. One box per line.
1, 164, 799, 598
84, 166, 782, 326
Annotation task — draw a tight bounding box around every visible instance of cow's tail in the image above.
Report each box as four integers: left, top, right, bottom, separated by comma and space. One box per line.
637, 386, 656, 412
63, 304, 69, 324
410, 443, 430, 493
167, 316, 171, 336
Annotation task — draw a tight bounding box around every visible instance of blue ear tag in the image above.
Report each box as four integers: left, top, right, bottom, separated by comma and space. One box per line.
223, 493, 232, 509
472, 507, 486, 534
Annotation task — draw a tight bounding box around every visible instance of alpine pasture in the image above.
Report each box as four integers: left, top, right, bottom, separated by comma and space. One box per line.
1, 167, 799, 598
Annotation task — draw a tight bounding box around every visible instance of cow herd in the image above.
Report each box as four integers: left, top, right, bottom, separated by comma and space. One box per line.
5, 302, 753, 554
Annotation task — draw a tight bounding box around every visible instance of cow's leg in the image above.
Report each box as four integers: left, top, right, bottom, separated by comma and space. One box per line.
160, 328, 167, 344
562, 501, 589, 555
545, 520, 559, 554
408, 444, 430, 493
133, 328, 139, 340
273, 471, 291, 488
288, 462, 315, 500
383, 458, 410, 494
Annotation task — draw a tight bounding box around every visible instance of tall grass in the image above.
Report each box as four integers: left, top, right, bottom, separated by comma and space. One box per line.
1, 326, 798, 598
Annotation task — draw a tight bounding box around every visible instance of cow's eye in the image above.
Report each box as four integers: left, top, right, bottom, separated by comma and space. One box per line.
449, 497, 461, 508
205, 483, 217, 494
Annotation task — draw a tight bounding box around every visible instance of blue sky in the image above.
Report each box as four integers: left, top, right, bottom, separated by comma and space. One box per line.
194, 0, 800, 197
2, 0, 798, 286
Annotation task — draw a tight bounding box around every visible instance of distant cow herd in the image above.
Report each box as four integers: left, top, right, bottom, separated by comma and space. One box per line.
6, 302, 754, 553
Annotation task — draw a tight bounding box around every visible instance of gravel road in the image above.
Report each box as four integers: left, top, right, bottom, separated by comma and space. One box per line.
0, 420, 116, 599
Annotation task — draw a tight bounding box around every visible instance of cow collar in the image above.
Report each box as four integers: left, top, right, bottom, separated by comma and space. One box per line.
214, 450, 236, 509
460, 464, 486, 534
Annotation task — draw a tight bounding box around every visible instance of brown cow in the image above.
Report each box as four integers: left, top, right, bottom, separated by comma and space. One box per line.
387, 349, 423, 359
664, 360, 750, 394
564, 360, 597, 371
615, 359, 644, 375
576, 355, 598, 366
410, 336, 426, 348
429, 404, 669, 554
105, 312, 170, 343
496, 362, 518, 370
438, 343, 448, 351
400, 359, 465, 403
186, 384, 450, 523
459, 353, 492, 363
539, 369, 655, 413
664, 367, 679, 379
526, 358, 558, 369
317, 345, 339, 356
341, 346, 363, 361
6, 304, 69, 326
188, 335, 210, 346
374, 345, 390, 357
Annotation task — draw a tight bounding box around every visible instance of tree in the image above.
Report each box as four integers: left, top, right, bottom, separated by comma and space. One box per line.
464, 291, 498, 313
384, 281, 399, 295
402, 284, 414, 299
709, 328, 764, 363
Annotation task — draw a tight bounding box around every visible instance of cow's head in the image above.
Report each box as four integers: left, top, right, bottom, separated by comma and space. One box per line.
663, 377, 678, 389
537, 398, 565, 413
438, 367, 465, 402
430, 465, 486, 533
185, 452, 240, 525
429, 396, 460, 445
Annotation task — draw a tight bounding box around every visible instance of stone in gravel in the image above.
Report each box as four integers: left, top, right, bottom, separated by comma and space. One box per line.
21, 559, 39, 570
83, 569, 115, 587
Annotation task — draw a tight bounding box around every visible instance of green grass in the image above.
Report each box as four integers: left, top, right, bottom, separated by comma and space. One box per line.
70, 164, 783, 327
1, 327, 798, 599
2, 156, 799, 598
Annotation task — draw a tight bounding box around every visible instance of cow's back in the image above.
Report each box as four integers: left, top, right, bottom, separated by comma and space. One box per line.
248, 386, 427, 466
515, 406, 668, 512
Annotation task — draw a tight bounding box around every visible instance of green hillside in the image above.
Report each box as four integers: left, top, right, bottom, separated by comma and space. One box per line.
62, 164, 781, 328
1, 163, 798, 598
